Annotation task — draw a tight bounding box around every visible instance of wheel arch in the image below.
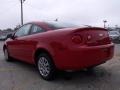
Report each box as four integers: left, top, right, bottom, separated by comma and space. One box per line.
34, 48, 56, 67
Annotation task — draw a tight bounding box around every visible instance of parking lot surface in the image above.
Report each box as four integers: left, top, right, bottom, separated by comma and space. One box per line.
0, 41, 120, 90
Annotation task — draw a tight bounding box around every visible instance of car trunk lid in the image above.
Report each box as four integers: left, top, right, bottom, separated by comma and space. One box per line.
73, 27, 111, 46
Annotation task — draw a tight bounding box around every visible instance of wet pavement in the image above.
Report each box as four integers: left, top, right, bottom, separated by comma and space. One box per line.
0, 41, 120, 90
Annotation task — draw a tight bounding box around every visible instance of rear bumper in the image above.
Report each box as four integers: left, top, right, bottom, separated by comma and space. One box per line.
54, 43, 114, 70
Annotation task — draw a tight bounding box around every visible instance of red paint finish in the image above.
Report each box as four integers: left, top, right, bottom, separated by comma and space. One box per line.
4, 22, 114, 70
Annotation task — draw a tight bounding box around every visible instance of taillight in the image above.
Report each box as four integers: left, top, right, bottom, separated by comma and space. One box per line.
108, 37, 112, 42
72, 35, 82, 44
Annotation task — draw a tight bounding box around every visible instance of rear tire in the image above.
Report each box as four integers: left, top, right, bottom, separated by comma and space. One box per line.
4, 48, 12, 62
36, 53, 56, 81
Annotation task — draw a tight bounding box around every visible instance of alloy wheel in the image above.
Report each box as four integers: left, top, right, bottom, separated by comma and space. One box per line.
38, 57, 51, 77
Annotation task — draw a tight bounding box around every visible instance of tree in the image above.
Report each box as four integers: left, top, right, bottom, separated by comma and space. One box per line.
14, 24, 21, 31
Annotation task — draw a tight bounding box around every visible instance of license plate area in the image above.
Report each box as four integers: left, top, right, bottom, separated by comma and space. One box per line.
102, 48, 110, 57
102, 48, 109, 52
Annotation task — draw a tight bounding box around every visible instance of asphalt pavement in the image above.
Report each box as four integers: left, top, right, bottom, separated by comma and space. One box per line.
0, 41, 120, 90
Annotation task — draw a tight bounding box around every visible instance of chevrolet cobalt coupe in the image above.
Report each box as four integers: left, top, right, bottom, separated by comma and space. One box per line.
3, 21, 114, 80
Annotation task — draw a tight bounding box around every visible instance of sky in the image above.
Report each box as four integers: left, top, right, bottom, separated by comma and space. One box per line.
0, 0, 120, 29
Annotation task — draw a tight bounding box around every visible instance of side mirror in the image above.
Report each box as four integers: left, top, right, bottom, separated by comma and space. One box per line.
6, 33, 14, 39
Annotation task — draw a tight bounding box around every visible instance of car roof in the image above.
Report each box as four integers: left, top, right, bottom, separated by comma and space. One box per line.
27, 21, 106, 30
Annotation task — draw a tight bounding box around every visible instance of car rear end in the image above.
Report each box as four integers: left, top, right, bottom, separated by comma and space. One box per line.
54, 27, 114, 70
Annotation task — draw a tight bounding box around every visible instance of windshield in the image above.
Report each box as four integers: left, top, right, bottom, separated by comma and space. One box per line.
45, 22, 79, 30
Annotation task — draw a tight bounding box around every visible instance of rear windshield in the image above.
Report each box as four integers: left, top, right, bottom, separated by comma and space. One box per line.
45, 22, 78, 30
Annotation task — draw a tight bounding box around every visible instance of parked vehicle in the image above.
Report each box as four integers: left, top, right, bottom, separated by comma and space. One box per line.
0, 35, 7, 41
3, 21, 114, 80
108, 31, 120, 41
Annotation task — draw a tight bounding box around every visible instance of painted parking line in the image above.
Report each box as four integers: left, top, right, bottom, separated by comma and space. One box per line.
0, 68, 17, 72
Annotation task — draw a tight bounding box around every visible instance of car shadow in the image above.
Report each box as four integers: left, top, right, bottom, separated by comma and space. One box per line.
8, 59, 111, 83
8, 59, 37, 71
56, 67, 111, 81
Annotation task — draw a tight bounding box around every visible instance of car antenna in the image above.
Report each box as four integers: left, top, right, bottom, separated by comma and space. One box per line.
54, 18, 58, 22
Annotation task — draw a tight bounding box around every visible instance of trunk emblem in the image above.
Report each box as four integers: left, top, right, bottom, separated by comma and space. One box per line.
99, 34, 104, 37
87, 35, 92, 40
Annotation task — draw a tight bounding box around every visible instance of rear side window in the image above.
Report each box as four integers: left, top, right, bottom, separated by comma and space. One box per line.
30, 25, 45, 34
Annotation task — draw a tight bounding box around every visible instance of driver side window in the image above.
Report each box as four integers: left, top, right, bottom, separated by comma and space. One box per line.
15, 24, 32, 37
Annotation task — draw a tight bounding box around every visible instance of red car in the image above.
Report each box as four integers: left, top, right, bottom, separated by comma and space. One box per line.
3, 21, 114, 80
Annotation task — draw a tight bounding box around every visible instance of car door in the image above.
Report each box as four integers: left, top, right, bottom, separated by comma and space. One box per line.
26, 24, 46, 61
7, 24, 32, 62
19, 24, 45, 63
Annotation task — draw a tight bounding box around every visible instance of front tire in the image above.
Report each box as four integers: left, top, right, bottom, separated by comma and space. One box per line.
37, 53, 56, 81
4, 48, 12, 61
